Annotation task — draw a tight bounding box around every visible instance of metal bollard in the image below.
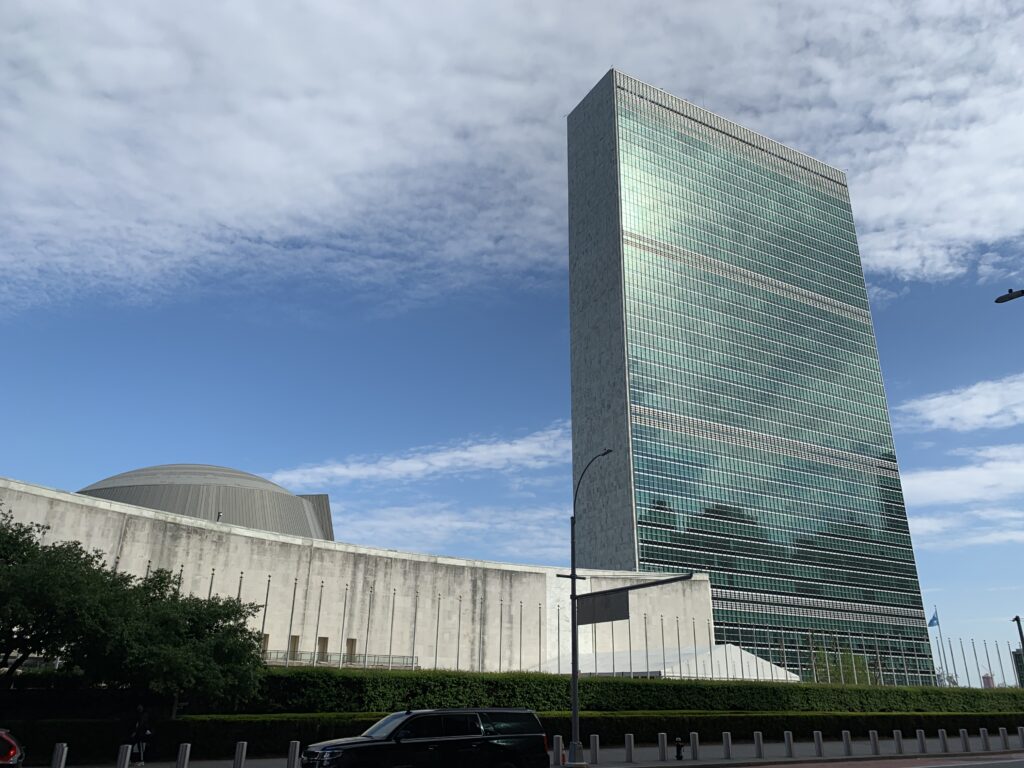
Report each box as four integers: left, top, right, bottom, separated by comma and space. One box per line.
960, 729, 971, 752
116, 744, 132, 768
784, 731, 793, 758
658, 733, 667, 762
1000, 727, 1010, 750
287, 741, 301, 768
675, 736, 684, 761
753, 731, 764, 759
917, 729, 927, 753
981, 728, 991, 752
625, 733, 634, 763
233, 741, 248, 768
176, 743, 192, 768
813, 731, 823, 757
50, 743, 68, 768
689, 732, 700, 761
552, 735, 563, 767
842, 730, 852, 757
894, 730, 903, 754
590, 734, 600, 764
722, 732, 732, 760
1018, 727, 1024, 749
939, 729, 949, 753
869, 730, 879, 756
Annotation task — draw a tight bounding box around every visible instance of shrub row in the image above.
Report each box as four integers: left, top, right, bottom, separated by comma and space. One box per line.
12, 711, 1024, 766
241, 667, 1024, 715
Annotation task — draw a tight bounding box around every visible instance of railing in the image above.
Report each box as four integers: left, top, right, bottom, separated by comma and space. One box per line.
262, 650, 418, 668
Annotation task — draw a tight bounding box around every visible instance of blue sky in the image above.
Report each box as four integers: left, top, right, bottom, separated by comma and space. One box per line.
3, 1, 1024, 666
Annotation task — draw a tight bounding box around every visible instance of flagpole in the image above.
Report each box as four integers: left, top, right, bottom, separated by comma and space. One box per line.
933, 606, 950, 685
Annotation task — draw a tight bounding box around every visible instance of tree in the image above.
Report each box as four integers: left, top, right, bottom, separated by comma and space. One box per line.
0, 504, 263, 706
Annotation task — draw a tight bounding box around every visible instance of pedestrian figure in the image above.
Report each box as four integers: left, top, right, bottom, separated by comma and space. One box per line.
129, 705, 152, 766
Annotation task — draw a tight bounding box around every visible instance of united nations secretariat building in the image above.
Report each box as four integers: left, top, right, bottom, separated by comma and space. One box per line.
1, 465, 788, 681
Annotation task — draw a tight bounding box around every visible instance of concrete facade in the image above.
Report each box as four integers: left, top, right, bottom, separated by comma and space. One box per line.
0, 476, 750, 677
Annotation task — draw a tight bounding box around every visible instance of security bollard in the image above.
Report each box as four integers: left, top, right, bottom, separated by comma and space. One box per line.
1000, 727, 1010, 750
552, 735, 563, 767
689, 732, 700, 761
753, 731, 764, 759
658, 733, 667, 762
842, 730, 852, 757
960, 729, 970, 752
116, 744, 132, 768
50, 744, 68, 768
722, 732, 732, 760
917, 729, 927, 753
981, 728, 991, 752
1018, 727, 1024, 749
624, 733, 634, 763
784, 731, 794, 758
939, 729, 949, 753
675, 736, 683, 761
233, 741, 248, 768
591, 734, 600, 764
894, 730, 903, 754
813, 731, 823, 757
869, 730, 879, 755
287, 741, 301, 768
176, 743, 192, 768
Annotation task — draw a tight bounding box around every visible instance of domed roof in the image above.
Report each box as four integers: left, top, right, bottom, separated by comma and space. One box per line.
79, 463, 333, 540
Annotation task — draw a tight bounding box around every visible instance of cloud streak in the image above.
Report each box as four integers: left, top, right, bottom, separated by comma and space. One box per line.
903, 444, 1024, 507
270, 422, 571, 490
3, 1, 1024, 311
896, 372, 1024, 432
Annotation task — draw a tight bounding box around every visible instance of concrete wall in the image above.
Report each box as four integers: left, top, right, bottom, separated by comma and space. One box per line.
1, 476, 714, 675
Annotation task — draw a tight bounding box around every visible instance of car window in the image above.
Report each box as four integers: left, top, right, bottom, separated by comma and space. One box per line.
400, 715, 445, 739
362, 712, 409, 739
481, 712, 542, 735
443, 714, 482, 737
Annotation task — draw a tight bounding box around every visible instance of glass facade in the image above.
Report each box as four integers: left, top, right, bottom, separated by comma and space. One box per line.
570, 71, 932, 683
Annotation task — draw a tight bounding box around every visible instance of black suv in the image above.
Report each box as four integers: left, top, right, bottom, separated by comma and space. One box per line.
302, 708, 549, 768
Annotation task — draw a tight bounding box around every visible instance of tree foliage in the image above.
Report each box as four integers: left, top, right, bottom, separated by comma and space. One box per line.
0, 504, 263, 704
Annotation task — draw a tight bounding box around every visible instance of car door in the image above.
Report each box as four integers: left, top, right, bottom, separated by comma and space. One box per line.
390, 714, 445, 768
439, 714, 485, 768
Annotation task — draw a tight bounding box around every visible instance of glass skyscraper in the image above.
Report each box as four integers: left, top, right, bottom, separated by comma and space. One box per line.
568, 70, 931, 683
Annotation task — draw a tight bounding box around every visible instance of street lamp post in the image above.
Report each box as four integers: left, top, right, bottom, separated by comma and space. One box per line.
567, 447, 612, 766
995, 288, 1024, 304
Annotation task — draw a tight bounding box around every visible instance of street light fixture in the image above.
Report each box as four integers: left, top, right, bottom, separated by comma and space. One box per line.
995, 288, 1024, 304
566, 447, 612, 766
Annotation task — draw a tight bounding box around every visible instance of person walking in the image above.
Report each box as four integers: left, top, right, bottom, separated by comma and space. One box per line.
129, 705, 152, 766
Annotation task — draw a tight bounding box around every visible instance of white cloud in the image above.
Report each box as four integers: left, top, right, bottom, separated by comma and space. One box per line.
331, 501, 568, 564
903, 444, 1024, 507
3, 1, 1024, 311
270, 422, 570, 490
896, 373, 1024, 432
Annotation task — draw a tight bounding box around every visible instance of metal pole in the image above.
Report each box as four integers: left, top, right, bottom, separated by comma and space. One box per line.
643, 612, 650, 677
498, 599, 504, 673
569, 448, 610, 765
960, 638, 972, 687
363, 586, 374, 669
519, 601, 524, 671
387, 588, 396, 670
538, 603, 542, 672
285, 577, 298, 666
456, 594, 462, 670
312, 581, 324, 664
478, 597, 485, 672
144, 559, 151, 579
935, 607, 949, 683
1009, 640, 1021, 687
628, 614, 633, 677
260, 574, 271, 637
661, 614, 667, 677
689, 617, 695, 679
707, 621, 714, 680
948, 637, 959, 684
208, 567, 216, 599
972, 639, 983, 685
592, 614, 597, 674
611, 619, 616, 676
996, 641, 1008, 686
557, 603, 561, 674
338, 583, 349, 668
237, 570, 244, 600
835, 634, 845, 684
984, 640, 995, 686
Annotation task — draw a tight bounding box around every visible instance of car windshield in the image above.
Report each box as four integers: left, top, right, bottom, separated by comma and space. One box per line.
361, 712, 409, 739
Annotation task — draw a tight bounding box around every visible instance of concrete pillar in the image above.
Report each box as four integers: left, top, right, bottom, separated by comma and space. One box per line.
689, 732, 700, 761
894, 729, 903, 754
981, 728, 991, 752
116, 745, 131, 768
959, 729, 970, 752
722, 732, 732, 760
784, 731, 794, 758
869, 730, 879, 755
939, 729, 949, 753
842, 730, 852, 756
658, 733, 667, 761
552, 735, 563, 766
625, 733, 634, 763
999, 727, 1009, 750
813, 731, 823, 757
916, 729, 927, 753
1017, 727, 1024, 749
753, 731, 764, 758
590, 734, 600, 764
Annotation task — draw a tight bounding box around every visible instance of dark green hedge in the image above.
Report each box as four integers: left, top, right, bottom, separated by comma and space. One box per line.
12, 711, 1024, 765
239, 668, 1024, 715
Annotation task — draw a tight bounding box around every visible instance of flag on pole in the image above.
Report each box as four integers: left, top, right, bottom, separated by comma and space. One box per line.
929, 609, 940, 628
